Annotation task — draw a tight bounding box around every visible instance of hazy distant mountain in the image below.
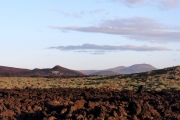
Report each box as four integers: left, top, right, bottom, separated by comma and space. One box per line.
106, 66, 126, 73
0, 65, 84, 77
79, 64, 157, 75
79, 66, 125, 75
118, 64, 157, 74
78, 70, 100, 75
90, 70, 118, 75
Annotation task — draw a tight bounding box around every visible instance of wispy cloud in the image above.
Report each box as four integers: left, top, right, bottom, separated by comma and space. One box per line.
49, 17, 180, 43
90, 52, 105, 55
173, 59, 178, 61
159, 0, 179, 10
47, 8, 82, 18
88, 9, 106, 14
111, 0, 144, 7
47, 8, 59, 13
47, 8, 106, 18
59, 11, 83, 18
47, 43, 171, 54
110, 0, 180, 9
177, 49, 180, 51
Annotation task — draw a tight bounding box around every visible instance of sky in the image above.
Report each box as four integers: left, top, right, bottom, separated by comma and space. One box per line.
0, 0, 180, 70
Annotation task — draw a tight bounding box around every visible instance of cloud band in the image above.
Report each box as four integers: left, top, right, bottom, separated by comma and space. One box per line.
47, 43, 171, 52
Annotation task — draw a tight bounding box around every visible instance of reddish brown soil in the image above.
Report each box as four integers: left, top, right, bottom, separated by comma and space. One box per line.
0, 88, 180, 120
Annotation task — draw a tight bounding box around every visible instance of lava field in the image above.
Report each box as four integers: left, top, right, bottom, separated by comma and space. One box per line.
0, 87, 180, 120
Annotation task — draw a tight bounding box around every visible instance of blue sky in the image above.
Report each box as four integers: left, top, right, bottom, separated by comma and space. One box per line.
0, 0, 180, 70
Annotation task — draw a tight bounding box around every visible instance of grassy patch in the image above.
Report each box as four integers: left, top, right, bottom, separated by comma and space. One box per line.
0, 66, 180, 91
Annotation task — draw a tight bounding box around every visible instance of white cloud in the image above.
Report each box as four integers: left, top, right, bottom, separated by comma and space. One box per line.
47, 43, 171, 53
49, 17, 180, 43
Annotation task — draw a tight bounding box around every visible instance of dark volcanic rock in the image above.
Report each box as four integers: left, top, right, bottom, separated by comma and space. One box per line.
136, 85, 144, 94
0, 88, 180, 119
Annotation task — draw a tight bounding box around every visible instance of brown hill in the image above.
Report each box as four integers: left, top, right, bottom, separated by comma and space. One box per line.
0, 65, 84, 77
22, 65, 84, 77
0, 66, 30, 76
134, 65, 180, 78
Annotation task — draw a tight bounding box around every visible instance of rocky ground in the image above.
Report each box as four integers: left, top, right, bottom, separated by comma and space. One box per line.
0, 87, 180, 120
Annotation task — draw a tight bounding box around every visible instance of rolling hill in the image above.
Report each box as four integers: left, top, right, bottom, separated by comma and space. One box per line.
0, 66, 30, 76
0, 64, 157, 76
0, 65, 84, 77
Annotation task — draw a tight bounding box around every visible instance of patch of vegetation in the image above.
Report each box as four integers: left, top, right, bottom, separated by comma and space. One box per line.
0, 66, 180, 91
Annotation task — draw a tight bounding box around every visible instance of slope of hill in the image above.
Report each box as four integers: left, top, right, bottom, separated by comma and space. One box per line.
105, 65, 180, 83
0, 65, 84, 77
80, 64, 157, 75
0, 66, 30, 76
134, 65, 180, 78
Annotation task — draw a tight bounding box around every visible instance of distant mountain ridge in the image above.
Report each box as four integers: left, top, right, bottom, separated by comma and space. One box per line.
0, 64, 157, 76
117, 64, 157, 74
80, 64, 157, 75
0, 65, 84, 77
